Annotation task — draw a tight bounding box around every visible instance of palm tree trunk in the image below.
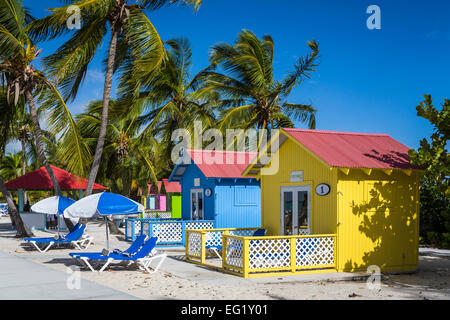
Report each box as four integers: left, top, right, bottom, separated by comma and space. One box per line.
25, 90, 61, 196
0, 175, 33, 238
20, 138, 26, 175
25, 91, 76, 231
85, 27, 119, 197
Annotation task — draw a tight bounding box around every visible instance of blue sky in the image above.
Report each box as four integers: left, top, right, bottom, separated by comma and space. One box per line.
8, 0, 450, 153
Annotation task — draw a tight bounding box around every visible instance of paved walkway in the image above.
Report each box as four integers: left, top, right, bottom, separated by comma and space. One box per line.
0, 250, 138, 300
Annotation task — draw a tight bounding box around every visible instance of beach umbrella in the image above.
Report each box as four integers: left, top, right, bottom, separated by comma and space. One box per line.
63, 192, 144, 250
31, 196, 76, 237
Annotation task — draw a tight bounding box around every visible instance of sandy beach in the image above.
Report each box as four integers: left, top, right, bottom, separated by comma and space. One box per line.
1, 217, 449, 300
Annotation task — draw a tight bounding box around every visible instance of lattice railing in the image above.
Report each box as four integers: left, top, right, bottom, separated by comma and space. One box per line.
296, 236, 334, 267
248, 238, 291, 270
187, 230, 203, 259
125, 218, 213, 245
185, 228, 260, 265
188, 231, 336, 278
223, 236, 245, 270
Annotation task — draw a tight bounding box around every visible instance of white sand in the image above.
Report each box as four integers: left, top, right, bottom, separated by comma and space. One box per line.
1, 217, 449, 300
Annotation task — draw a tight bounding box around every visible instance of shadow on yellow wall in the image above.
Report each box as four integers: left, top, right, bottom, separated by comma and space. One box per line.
342, 178, 418, 272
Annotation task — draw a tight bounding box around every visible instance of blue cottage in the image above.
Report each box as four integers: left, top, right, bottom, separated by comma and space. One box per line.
168, 149, 261, 228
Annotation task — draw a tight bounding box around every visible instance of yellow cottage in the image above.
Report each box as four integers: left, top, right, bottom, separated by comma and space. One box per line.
242, 128, 422, 274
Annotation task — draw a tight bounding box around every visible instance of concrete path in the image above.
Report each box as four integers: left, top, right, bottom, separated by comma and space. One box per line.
419, 247, 450, 258
157, 247, 371, 285
0, 250, 139, 300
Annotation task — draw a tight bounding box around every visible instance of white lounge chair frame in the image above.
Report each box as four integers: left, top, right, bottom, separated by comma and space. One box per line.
28, 235, 94, 253
78, 249, 167, 273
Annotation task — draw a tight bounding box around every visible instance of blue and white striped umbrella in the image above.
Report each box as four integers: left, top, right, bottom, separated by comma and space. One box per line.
63, 192, 144, 250
32, 196, 75, 216
31, 196, 76, 236
63, 192, 144, 219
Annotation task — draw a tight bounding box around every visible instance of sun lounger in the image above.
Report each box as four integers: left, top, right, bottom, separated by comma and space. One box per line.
70, 236, 167, 273
207, 228, 267, 260
69, 233, 148, 260
23, 223, 93, 253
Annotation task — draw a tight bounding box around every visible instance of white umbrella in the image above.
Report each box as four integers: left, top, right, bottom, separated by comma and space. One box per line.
31, 196, 75, 237
63, 192, 144, 250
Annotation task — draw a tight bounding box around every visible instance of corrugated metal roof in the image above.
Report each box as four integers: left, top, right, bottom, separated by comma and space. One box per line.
186, 149, 258, 178
162, 179, 181, 193
282, 128, 421, 169
5, 165, 107, 190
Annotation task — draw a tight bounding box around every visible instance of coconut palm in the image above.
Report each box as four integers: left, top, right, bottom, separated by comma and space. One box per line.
128, 38, 217, 170
29, 0, 202, 196
0, 152, 22, 181
0, 0, 88, 197
202, 30, 320, 142
65, 99, 161, 233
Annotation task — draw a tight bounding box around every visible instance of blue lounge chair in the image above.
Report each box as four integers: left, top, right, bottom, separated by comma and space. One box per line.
24, 223, 93, 253
69, 233, 148, 260
207, 229, 267, 260
71, 237, 167, 273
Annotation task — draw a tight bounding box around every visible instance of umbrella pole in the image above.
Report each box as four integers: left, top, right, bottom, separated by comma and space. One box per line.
57, 214, 60, 238
104, 216, 109, 251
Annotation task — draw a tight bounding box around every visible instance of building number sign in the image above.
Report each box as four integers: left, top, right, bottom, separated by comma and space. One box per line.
315, 183, 331, 196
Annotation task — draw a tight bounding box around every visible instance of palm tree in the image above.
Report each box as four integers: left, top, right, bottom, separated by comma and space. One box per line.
129, 38, 217, 170
0, 152, 22, 181
64, 99, 161, 233
0, 0, 88, 198
201, 30, 320, 145
30, 0, 202, 197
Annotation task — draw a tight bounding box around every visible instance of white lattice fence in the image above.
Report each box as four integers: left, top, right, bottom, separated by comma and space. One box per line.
248, 238, 291, 270
126, 219, 142, 240
187, 231, 202, 258
158, 212, 172, 219
205, 231, 224, 248
151, 222, 183, 242
296, 236, 334, 267
185, 221, 214, 230
223, 236, 244, 269
143, 212, 157, 219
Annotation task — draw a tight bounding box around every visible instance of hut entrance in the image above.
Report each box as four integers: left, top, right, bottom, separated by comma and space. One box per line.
190, 189, 204, 220
281, 185, 311, 235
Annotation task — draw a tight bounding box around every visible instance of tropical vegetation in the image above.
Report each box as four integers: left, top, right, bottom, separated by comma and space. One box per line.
0, 0, 321, 237
409, 95, 450, 248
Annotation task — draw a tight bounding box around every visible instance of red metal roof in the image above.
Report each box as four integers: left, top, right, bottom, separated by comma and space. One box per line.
187, 150, 258, 178
5, 165, 107, 190
282, 128, 420, 170
162, 179, 181, 193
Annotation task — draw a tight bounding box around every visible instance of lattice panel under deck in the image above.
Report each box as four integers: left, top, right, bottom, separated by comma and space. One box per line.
248, 239, 291, 270
159, 212, 172, 219
188, 232, 202, 258
296, 237, 334, 267
152, 223, 182, 242
224, 237, 244, 269
185, 222, 214, 230
143, 212, 157, 219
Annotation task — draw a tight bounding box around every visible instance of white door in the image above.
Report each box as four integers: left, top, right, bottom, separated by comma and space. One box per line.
280, 186, 311, 235
190, 189, 204, 220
